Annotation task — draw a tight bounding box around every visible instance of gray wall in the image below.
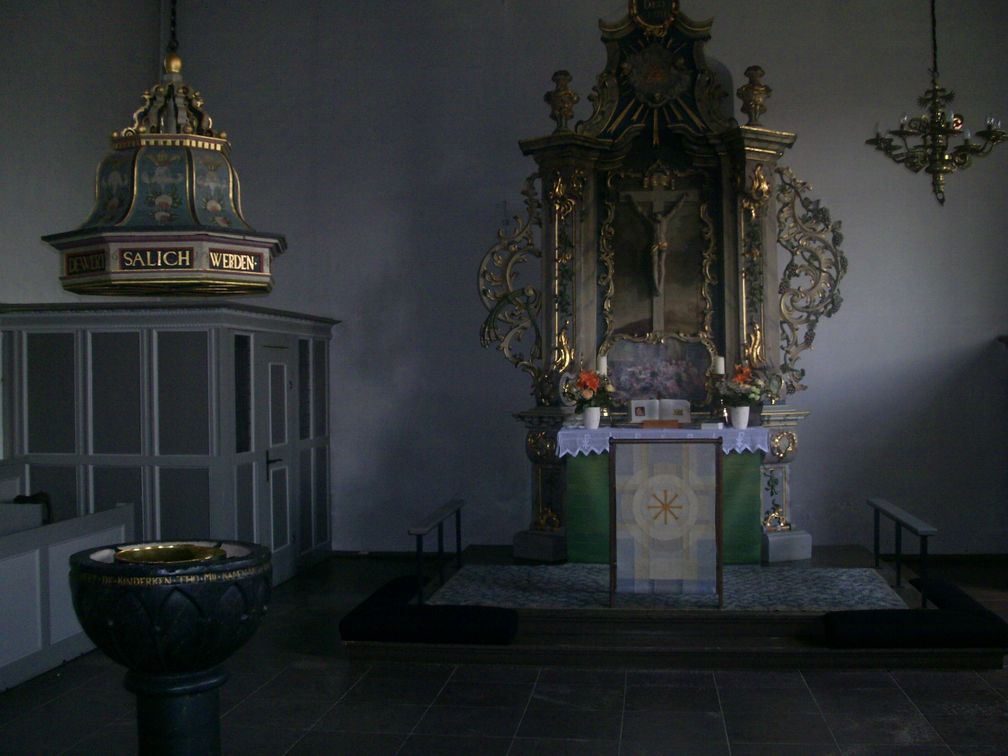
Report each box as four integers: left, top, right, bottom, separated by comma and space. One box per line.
2, 1, 1006, 553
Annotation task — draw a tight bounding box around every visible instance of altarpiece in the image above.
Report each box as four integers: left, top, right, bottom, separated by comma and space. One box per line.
479, 1, 847, 558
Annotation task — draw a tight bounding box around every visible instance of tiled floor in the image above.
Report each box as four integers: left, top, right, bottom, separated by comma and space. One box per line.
0, 554, 1005, 755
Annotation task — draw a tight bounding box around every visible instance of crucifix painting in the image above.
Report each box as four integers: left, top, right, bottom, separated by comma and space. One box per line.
643, 193, 688, 296
608, 164, 708, 338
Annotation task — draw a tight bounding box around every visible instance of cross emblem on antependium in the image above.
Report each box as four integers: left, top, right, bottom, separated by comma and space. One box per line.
648, 489, 682, 525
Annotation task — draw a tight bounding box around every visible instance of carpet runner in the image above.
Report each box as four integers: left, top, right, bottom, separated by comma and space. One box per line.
428, 564, 907, 612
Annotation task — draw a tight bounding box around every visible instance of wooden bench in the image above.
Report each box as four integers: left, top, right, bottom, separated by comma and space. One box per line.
408, 498, 464, 604
866, 497, 937, 607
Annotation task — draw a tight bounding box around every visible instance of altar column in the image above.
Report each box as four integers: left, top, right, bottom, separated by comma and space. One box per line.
508, 79, 613, 560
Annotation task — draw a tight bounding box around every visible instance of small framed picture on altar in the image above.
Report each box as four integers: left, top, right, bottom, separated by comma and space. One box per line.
629, 399, 659, 422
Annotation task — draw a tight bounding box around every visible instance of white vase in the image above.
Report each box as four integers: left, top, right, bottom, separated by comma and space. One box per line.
583, 406, 601, 429
729, 405, 750, 429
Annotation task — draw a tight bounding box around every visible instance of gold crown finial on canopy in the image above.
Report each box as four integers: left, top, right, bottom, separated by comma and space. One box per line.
112, 55, 221, 143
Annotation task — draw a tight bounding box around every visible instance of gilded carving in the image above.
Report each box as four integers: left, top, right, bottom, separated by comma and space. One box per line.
696, 202, 717, 349
118, 55, 219, 140
736, 65, 771, 126
569, 3, 736, 148
693, 67, 732, 134
743, 323, 764, 367
642, 160, 673, 190
525, 431, 558, 473
597, 170, 619, 341
761, 463, 794, 529
628, 0, 679, 37
739, 163, 771, 366
525, 429, 563, 531
544, 70, 579, 133
535, 505, 562, 532
741, 164, 772, 221
762, 466, 791, 531
775, 166, 847, 395
763, 503, 791, 532
549, 170, 584, 223
547, 169, 586, 378
622, 44, 690, 109
478, 167, 585, 406
770, 430, 798, 461
479, 174, 548, 400
578, 71, 621, 138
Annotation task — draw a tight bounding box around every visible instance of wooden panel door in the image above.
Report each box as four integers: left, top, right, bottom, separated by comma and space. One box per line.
254, 335, 299, 584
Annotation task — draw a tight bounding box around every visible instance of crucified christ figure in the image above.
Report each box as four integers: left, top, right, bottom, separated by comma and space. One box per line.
645, 194, 688, 295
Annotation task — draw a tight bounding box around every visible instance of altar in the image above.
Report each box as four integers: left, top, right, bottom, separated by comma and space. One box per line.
558, 426, 768, 565
476, 0, 846, 566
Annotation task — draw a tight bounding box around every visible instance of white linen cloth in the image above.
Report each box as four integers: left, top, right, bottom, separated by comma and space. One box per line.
556, 426, 770, 457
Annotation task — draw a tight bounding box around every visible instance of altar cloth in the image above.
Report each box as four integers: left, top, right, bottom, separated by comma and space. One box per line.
559, 427, 767, 564
564, 450, 762, 564
557, 426, 769, 457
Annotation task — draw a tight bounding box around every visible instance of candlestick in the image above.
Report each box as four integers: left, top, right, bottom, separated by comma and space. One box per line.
597, 354, 607, 375
713, 355, 725, 375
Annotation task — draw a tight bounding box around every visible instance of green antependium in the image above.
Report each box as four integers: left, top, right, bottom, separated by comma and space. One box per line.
42, 52, 286, 295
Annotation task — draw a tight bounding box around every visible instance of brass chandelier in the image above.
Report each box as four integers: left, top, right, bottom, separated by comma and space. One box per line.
866, 0, 1005, 204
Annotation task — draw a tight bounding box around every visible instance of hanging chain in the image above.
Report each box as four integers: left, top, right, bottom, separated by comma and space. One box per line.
929, 0, 938, 81
167, 0, 179, 53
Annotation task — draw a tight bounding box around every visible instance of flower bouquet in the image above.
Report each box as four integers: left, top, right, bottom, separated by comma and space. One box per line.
715, 364, 766, 407
572, 369, 614, 411
566, 369, 614, 429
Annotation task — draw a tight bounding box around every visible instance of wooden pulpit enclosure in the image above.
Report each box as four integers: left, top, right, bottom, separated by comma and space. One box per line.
479, 1, 847, 558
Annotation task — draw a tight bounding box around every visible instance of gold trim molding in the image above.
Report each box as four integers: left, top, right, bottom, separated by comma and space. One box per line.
739, 163, 771, 367
547, 168, 585, 378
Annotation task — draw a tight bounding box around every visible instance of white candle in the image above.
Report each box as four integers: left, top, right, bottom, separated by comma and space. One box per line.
713, 356, 725, 374
596, 354, 607, 375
